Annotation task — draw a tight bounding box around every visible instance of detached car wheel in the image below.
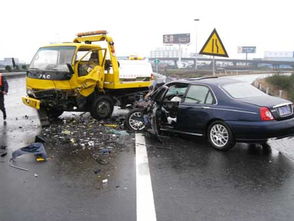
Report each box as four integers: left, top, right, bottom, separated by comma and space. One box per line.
126, 109, 146, 132
90, 96, 114, 120
207, 121, 235, 151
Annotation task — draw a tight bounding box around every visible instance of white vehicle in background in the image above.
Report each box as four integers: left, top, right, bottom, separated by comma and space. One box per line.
118, 57, 153, 81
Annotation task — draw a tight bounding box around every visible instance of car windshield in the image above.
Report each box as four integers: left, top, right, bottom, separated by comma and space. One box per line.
29, 46, 76, 71
222, 82, 266, 98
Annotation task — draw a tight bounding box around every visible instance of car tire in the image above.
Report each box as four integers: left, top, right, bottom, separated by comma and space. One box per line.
207, 121, 235, 151
126, 109, 146, 132
90, 96, 114, 120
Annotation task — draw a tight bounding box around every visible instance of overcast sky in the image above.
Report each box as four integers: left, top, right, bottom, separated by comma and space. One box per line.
1, 0, 293, 62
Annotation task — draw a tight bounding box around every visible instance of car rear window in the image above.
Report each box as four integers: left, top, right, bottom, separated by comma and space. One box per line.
222, 83, 265, 98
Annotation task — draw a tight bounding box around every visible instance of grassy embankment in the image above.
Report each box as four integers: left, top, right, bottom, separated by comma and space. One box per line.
265, 74, 294, 102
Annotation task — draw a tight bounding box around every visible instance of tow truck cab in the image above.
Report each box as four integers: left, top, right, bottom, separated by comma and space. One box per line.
22, 30, 151, 124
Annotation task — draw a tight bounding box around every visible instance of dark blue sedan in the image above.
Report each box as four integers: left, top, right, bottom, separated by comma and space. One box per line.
127, 77, 294, 151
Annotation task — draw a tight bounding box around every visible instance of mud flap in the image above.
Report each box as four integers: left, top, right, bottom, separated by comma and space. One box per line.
37, 109, 50, 127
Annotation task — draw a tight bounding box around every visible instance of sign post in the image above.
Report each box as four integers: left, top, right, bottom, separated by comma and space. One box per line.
199, 29, 228, 76
238, 46, 256, 66
154, 59, 160, 73
163, 33, 190, 68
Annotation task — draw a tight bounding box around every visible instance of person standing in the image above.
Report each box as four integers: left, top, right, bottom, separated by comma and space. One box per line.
0, 73, 8, 120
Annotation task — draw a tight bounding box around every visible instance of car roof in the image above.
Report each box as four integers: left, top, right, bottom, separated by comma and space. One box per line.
167, 77, 244, 86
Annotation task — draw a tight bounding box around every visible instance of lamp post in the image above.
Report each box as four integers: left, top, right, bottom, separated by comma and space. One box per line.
194, 18, 200, 71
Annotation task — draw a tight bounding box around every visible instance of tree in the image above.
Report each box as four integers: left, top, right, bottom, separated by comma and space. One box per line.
5, 65, 12, 72
22, 64, 28, 70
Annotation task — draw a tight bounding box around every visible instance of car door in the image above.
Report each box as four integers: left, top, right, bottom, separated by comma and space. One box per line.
150, 83, 188, 136
176, 84, 216, 135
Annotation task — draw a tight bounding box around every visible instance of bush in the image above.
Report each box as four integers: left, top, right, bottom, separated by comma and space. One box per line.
22, 65, 28, 70
266, 75, 291, 90
266, 74, 294, 101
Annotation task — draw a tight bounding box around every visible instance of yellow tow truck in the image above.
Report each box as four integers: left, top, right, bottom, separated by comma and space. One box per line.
22, 30, 151, 125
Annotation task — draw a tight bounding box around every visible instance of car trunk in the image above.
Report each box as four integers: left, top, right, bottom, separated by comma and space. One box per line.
239, 96, 293, 120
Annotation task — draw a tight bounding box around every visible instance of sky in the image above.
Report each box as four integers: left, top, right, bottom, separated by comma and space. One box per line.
0, 0, 293, 63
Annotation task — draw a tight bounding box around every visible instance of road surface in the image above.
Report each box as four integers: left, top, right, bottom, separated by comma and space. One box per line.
1, 76, 294, 221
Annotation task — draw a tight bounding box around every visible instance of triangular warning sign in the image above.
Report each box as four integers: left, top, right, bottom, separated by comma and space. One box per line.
199, 29, 228, 57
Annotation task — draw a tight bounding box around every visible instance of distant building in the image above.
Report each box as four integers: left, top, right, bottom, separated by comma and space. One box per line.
264, 51, 294, 61
150, 46, 190, 58
0, 57, 20, 67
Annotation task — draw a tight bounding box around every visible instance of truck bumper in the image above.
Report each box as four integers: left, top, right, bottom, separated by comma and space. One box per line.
22, 96, 41, 110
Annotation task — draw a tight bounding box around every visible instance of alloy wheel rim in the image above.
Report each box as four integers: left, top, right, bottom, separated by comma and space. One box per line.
210, 124, 229, 148
129, 112, 145, 131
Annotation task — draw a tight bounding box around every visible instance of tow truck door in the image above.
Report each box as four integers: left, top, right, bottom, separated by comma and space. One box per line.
73, 48, 106, 96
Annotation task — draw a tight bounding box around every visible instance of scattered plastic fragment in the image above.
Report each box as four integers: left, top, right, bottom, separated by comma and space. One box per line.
62, 130, 71, 135
9, 160, 29, 171
94, 169, 101, 174
103, 123, 119, 128
107, 129, 129, 136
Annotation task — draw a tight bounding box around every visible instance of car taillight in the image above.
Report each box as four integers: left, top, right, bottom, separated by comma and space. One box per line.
259, 107, 274, 121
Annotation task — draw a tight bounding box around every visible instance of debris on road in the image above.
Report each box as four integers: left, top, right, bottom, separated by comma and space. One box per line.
40, 114, 130, 152
8, 160, 29, 171
11, 142, 47, 161
0, 145, 7, 157
38, 114, 134, 188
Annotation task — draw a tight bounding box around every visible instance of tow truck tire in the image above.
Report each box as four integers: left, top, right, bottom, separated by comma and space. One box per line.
47, 109, 64, 119
90, 96, 114, 120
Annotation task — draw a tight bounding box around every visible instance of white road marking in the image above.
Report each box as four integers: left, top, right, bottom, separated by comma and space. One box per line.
135, 133, 157, 221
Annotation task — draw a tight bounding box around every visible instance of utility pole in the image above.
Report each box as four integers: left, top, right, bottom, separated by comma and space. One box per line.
194, 18, 200, 71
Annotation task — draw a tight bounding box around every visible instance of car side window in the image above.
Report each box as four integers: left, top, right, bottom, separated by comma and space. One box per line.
184, 85, 215, 104
164, 84, 188, 102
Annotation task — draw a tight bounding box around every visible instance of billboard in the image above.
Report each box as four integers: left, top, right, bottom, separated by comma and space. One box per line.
238, 46, 256, 53
163, 33, 190, 44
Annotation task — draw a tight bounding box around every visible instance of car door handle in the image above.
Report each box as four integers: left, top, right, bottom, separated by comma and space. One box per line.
201, 106, 211, 109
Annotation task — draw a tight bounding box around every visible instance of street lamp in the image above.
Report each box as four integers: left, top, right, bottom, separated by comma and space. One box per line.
194, 18, 200, 71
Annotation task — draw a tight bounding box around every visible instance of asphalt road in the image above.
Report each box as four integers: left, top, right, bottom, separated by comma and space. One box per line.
1, 76, 294, 221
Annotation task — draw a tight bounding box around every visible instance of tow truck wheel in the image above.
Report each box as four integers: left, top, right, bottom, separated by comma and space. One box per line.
46, 108, 64, 119
90, 96, 114, 120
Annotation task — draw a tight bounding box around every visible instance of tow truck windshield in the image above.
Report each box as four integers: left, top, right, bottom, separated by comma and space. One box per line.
29, 46, 76, 72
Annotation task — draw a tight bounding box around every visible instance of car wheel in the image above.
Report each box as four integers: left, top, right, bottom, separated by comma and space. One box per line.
207, 121, 235, 151
126, 109, 146, 132
90, 96, 113, 120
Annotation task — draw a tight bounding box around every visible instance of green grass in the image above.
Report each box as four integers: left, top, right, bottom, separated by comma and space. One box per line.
266, 74, 294, 101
